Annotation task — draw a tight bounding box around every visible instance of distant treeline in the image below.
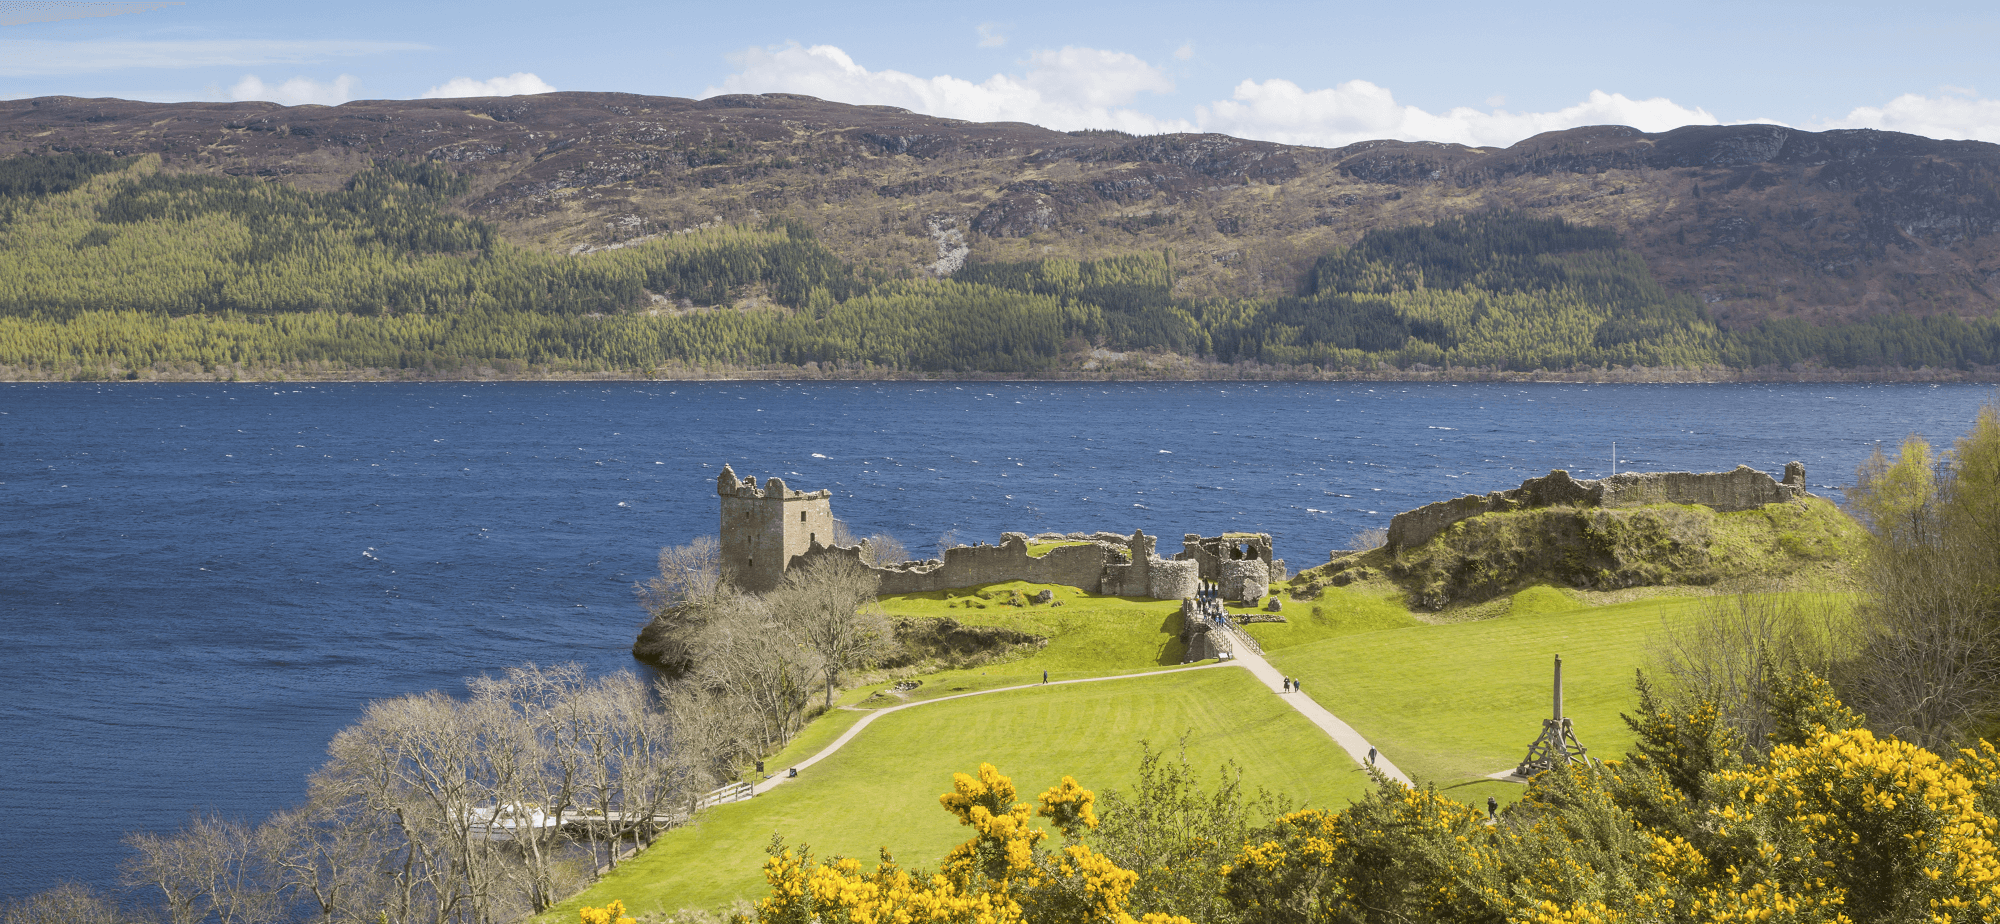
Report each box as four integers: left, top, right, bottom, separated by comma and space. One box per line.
3, 153, 1998, 379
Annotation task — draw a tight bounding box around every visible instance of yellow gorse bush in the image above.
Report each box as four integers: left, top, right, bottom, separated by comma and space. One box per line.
751, 763, 1190, 924
1700, 727, 2000, 922
1223, 705, 2000, 924
578, 900, 635, 924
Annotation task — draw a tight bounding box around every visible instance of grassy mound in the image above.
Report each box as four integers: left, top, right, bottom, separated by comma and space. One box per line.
874, 581, 1190, 678
1296, 497, 1862, 611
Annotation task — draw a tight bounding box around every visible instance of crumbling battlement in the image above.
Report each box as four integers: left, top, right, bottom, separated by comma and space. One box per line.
1385, 462, 1811, 553
1179, 533, 1287, 590
717, 464, 836, 592
794, 529, 1197, 599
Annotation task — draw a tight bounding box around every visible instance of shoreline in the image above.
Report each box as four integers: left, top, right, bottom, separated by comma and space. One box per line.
7, 365, 2000, 386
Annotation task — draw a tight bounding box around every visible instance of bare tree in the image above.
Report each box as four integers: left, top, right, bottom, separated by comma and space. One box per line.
635, 537, 728, 678
1347, 527, 1388, 551
315, 691, 499, 924
258, 796, 381, 924
829, 519, 907, 566
1847, 542, 2000, 751
123, 813, 278, 924
769, 555, 892, 709
689, 594, 819, 750
1649, 591, 1847, 755
659, 681, 755, 789
639, 536, 726, 613
1, 882, 127, 924
1843, 403, 2000, 751
862, 532, 909, 567
476, 664, 684, 873
468, 664, 588, 915
107, 661, 687, 924
574, 671, 684, 866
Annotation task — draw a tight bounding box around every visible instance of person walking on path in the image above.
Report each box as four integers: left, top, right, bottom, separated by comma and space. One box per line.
1042, 670, 1048, 684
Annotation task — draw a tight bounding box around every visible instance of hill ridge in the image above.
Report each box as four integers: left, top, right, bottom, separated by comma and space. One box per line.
8, 91, 1999, 330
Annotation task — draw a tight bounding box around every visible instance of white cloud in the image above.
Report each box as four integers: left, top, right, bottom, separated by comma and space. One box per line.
1812, 90, 2000, 143
1173, 42, 1194, 61
0, 1, 181, 26
0, 39, 425, 76
704, 43, 1741, 148
719, 43, 2000, 151
976, 23, 1006, 48
226, 73, 357, 106
1019, 47, 1174, 110
706, 42, 1187, 134
420, 72, 555, 99
1200, 81, 1722, 148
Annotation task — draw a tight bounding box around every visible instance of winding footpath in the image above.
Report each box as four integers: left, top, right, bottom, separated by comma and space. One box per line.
1222, 632, 1412, 785
751, 638, 1411, 796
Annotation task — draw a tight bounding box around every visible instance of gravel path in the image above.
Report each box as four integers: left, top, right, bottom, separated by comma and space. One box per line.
749, 643, 1409, 794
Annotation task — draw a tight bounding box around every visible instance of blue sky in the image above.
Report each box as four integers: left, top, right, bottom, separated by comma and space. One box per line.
4, 0, 1999, 148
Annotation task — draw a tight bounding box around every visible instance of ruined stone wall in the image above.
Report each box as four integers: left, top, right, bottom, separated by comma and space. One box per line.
1101, 530, 1158, 597
793, 529, 1197, 600
864, 535, 1116, 595
1385, 464, 1810, 552
1179, 533, 1287, 584
1596, 468, 1805, 512
1221, 558, 1270, 602
1148, 559, 1200, 600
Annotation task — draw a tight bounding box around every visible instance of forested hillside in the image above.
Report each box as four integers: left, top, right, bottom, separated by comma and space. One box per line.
2, 152, 1997, 381
11, 91, 2000, 333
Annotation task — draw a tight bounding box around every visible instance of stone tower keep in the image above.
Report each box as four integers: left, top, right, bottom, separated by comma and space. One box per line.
716, 464, 836, 593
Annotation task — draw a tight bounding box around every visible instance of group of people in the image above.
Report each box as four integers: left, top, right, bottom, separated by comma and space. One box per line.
1195, 580, 1232, 626
1281, 676, 1303, 693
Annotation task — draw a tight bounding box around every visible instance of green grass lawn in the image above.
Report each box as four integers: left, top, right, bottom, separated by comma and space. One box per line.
554, 667, 1373, 919
1240, 586, 1420, 651
1024, 539, 1095, 557
1263, 586, 1710, 809
875, 582, 1193, 688
560, 576, 1855, 919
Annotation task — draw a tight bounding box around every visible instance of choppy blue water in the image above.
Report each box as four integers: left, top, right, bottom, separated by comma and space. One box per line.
1, 381, 1991, 899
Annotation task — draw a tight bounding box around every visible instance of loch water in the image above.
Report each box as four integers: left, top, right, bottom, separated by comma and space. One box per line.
2, 380, 1992, 898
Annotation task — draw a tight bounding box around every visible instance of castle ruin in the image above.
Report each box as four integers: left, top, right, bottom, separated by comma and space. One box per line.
714, 466, 1271, 601
1384, 462, 1812, 553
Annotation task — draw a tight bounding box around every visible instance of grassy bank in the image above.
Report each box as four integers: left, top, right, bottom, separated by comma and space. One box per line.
871, 581, 1191, 686
1296, 496, 1863, 612
555, 667, 1370, 917
1263, 585, 1860, 808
